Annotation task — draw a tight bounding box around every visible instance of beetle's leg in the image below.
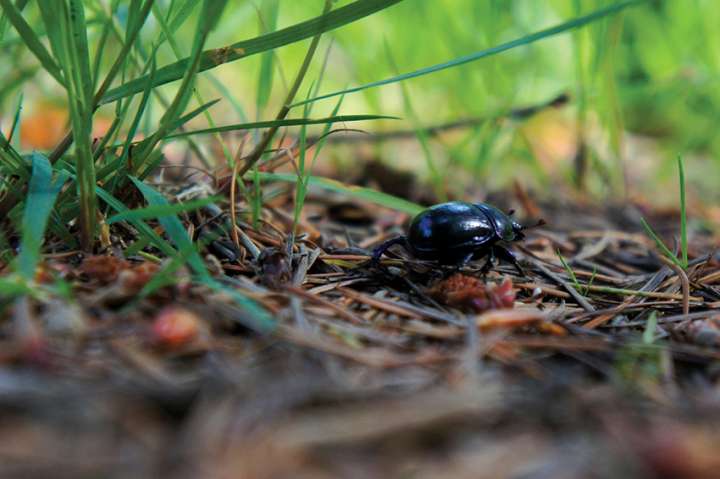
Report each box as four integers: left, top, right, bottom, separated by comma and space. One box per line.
479, 248, 496, 275
450, 252, 476, 274
370, 235, 408, 265
494, 245, 525, 276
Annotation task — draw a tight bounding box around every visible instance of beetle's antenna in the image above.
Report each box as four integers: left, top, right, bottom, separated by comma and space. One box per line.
520, 219, 546, 230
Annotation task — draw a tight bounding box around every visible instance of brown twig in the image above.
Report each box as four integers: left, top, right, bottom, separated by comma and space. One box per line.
303, 92, 570, 145
659, 256, 690, 317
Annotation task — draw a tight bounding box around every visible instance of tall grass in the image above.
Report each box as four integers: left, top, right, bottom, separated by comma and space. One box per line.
1, 0, 705, 319
0, 0, 400, 246
2, 1, 718, 204
0, 0, 405, 316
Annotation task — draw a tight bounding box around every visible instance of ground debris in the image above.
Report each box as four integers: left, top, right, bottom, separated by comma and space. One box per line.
428, 273, 515, 312
3, 179, 720, 478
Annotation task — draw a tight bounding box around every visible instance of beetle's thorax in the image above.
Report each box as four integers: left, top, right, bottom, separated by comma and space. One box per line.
473, 203, 517, 242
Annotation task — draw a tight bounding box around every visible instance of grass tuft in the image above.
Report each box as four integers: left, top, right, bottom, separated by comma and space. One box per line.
130, 177, 275, 332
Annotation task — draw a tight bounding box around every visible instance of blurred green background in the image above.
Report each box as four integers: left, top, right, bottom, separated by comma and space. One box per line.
4, 0, 720, 205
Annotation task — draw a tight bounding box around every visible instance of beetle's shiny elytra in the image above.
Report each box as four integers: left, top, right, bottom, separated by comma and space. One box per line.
372, 201, 527, 274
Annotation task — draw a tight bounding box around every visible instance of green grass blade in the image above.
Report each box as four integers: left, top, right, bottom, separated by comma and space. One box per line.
167, 0, 199, 36
150, 1, 235, 170
640, 217, 684, 270
0, 276, 34, 297
291, 86, 314, 234
293, 84, 344, 235
99, 97, 220, 175
678, 155, 688, 268
0, 0, 66, 87
137, 150, 167, 181
385, 40, 444, 200
136, 245, 196, 299
92, 0, 154, 104
293, 0, 645, 107
44, 0, 154, 165
228, 0, 330, 179
203, 280, 276, 333
55, 160, 178, 257
165, 114, 397, 140
41, 0, 97, 249
259, 172, 423, 215
256, 0, 280, 114
106, 196, 222, 224
94, 186, 177, 257
586, 266, 598, 296
129, 177, 274, 331
165, 98, 222, 135
100, 0, 404, 104
0, 0, 13, 42
309, 95, 344, 169
643, 311, 658, 345
16, 154, 69, 280
7, 92, 23, 148
109, 56, 159, 187
90, 0, 116, 90
0, 127, 28, 175
64, 1, 94, 105
131, 0, 226, 170
129, 177, 208, 278
67, 0, 97, 250
162, 0, 226, 122
208, 74, 249, 122
557, 250, 582, 291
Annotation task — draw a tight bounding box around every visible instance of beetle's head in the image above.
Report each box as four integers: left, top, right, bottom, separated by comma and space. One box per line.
511, 220, 525, 241
475, 203, 546, 242
502, 208, 527, 242
512, 218, 546, 241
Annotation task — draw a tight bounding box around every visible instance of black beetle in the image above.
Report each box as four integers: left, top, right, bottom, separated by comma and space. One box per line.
372, 201, 537, 274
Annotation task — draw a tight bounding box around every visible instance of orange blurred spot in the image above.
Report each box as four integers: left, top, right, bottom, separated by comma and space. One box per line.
20, 103, 113, 150
121, 262, 160, 293
151, 307, 200, 348
476, 309, 566, 335
21, 105, 67, 150
80, 255, 130, 283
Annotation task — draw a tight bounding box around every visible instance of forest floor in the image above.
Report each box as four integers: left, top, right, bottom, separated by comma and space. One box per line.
2, 162, 720, 479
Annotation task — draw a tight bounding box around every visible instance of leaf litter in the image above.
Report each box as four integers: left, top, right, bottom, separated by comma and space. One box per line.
2, 168, 720, 478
